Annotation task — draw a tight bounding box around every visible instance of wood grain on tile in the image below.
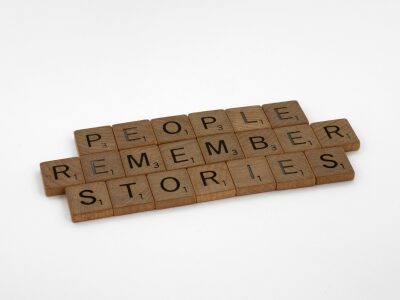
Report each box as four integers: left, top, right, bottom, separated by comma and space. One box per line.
226, 105, 271, 132
151, 115, 195, 144
66, 182, 113, 222
236, 128, 283, 158
147, 169, 196, 209
187, 162, 236, 202
262, 100, 309, 128
197, 133, 244, 164
311, 119, 360, 151
112, 120, 157, 150
80, 151, 125, 183
274, 124, 321, 153
159, 139, 205, 170
106, 175, 155, 215
120, 145, 165, 176
188, 109, 234, 137
42, 100, 360, 222
305, 147, 355, 184
40, 157, 85, 196
267, 152, 315, 190
74, 126, 117, 155
227, 157, 276, 196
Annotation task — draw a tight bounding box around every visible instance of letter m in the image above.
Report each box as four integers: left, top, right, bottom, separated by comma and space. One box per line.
205, 140, 228, 156
127, 153, 150, 169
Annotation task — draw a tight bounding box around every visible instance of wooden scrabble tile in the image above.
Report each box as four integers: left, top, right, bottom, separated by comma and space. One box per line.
187, 162, 236, 202
236, 128, 283, 158
197, 133, 244, 163
227, 157, 276, 196
80, 151, 125, 183
311, 119, 360, 151
66, 182, 113, 222
106, 176, 155, 216
188, 109, 234, 137
120, 145, 165, 176
305, 147, 355, 184
159, 139, 205, 170
147, 169, 196, 209
226, 105, 271, 132
74, 126, 118, 155
40, 157, 85, 196
151, 115, 196, 144
274, 124, 321, 153
267, 152, 315, 190
112, 119, 157, 150
262, 100, 309, 128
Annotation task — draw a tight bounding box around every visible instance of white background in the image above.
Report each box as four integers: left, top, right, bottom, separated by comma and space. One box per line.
1, 1, 399, 299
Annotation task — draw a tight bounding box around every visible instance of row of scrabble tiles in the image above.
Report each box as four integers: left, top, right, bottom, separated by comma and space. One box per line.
73, 101, 358, 155
74, 101, 312, 156
65, 147, 354, 222
74, 101, 360, 155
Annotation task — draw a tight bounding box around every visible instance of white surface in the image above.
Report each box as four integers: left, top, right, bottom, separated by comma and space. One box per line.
1, 1, 399, 299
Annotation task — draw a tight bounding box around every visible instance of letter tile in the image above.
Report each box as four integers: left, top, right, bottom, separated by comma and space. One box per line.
74, 126, 118, 155
236, 128, 283, 158
187, 162, 236, 202
40, 157, 85, 196
188, 109, 234, 136
267, 152, 315, 190
106, 175, 155, 215
274, 124, 321, 152
226, 105, 271, 132
262, 100, 309, 128
197, 133, 244, 163
227, 157, 276, 196
112, 120, 157, 150
147, 169, 196, 209
151, 115, 196, 144
159, 139, 205, 170
80, 151, 125, 183
311, 119, 360, 151
66, 182, 113, 222
305, 147, 355, 184
119, 145, 165, 176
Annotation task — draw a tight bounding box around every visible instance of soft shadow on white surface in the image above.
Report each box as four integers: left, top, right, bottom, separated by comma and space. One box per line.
1, 1, 399, 300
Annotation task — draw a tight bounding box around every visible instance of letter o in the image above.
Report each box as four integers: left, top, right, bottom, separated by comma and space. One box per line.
160, 176, 180, 192
163, 121, 181, 134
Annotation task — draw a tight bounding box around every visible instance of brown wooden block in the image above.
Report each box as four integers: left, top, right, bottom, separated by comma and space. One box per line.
197, 133, 244, 164
66, 182, 113, 222
236, 129, 283, 158
187, 162, 236, 202
120, 145, 165, 176
274, 124, 321, 153
40, 157, 85, 196
267, 152, 315, 190
262, 100, 309, 128
226, 105, 271, 132
227, 157, 276, 196
74, 126, 118, 155
159, 139, 205, 170
106, 176, 155, 216
305, 147, 355, 184
151, 115, 196, 144
147, 169, 196, 209
311, 119, 360, 151
188, 109, 234, 137
80, 151, 125, 183
112, 120, 157, 150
